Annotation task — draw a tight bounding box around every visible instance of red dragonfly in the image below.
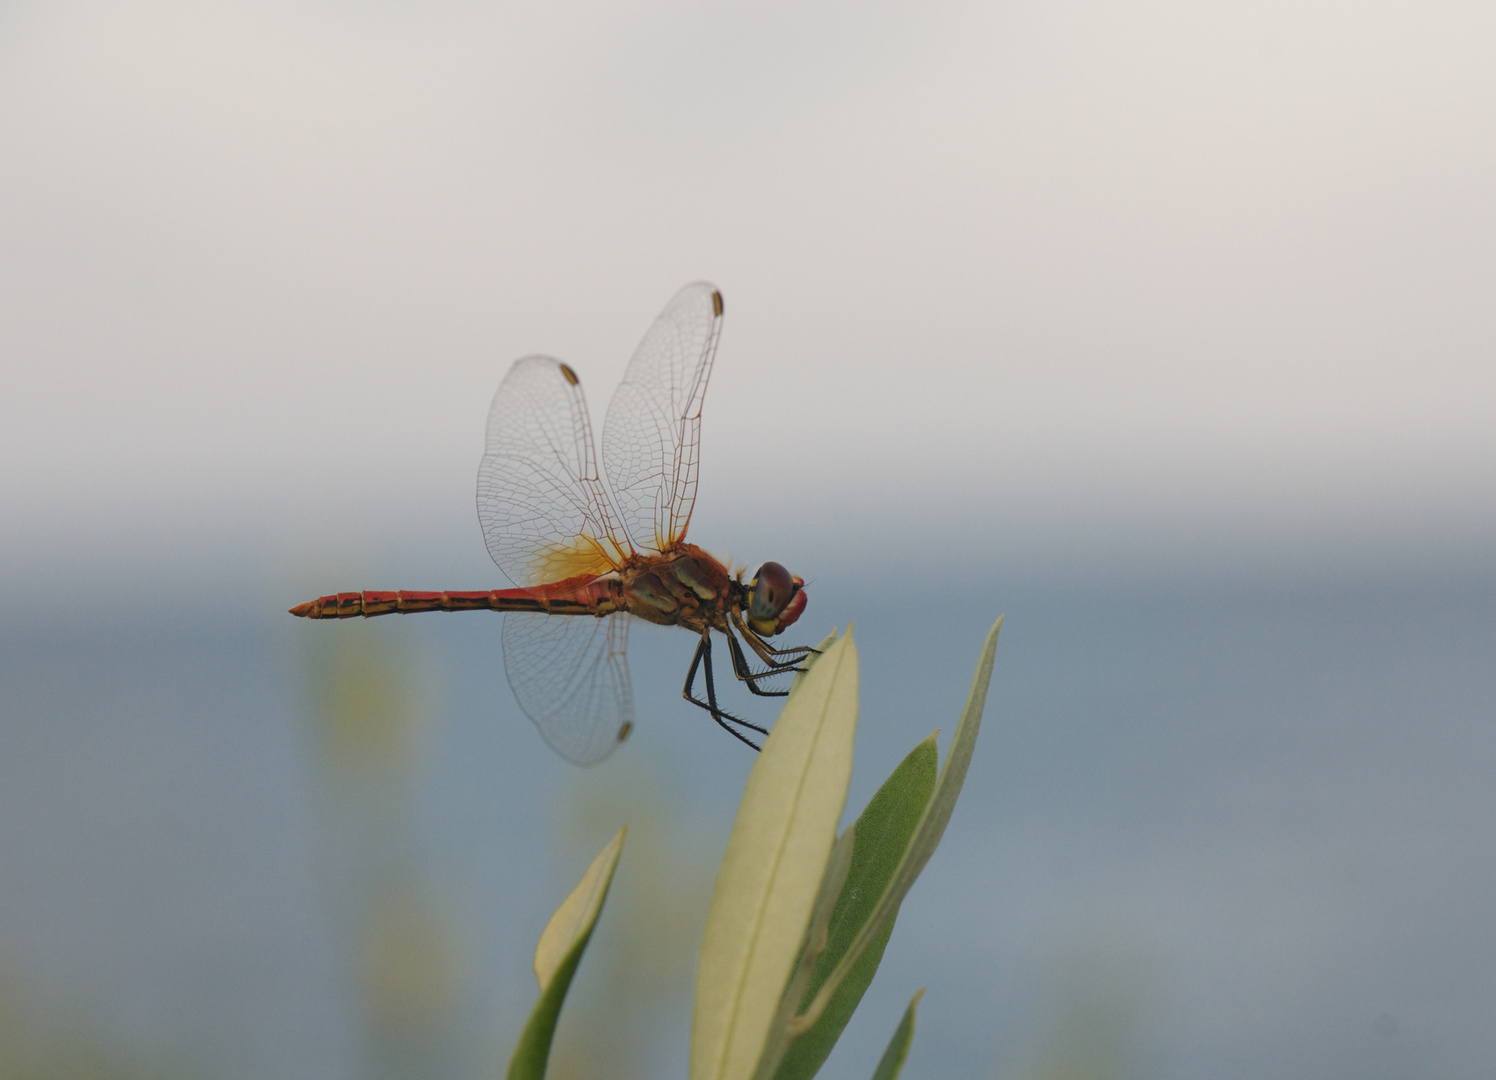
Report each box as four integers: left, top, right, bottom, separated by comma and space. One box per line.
291, 283, 813, 764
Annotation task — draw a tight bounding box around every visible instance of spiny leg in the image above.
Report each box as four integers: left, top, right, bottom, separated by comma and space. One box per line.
725, 630, 793, 699
740, 627, 814, 670
753, 637, 819, 661
699, 634, 770, 738
729, 609, 819, 669
683, 630, 768, 750
730, 614, 818, 673
742, 635, 814, 676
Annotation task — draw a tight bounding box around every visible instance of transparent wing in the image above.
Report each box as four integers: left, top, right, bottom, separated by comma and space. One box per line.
502, 611, 634, 767
478, 356, 632, 588
602, 282, 724, 553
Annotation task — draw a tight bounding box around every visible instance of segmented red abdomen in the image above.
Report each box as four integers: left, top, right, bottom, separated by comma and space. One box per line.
289, 576, 621, 619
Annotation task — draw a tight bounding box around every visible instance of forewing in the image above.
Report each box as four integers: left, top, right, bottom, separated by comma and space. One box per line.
478, 356, 631, 588
502, 611, 635, 767
602, 282, 724, 553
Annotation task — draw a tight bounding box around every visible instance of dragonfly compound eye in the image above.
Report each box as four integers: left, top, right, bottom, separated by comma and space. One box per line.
748, 561, 796, 622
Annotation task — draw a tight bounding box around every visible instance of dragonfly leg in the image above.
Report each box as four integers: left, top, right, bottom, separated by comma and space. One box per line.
730, 609, 818, 670
724, 629, 793, 699
757, 638, 819, 661
683, 630, 768, 750
728, 626, 807, 677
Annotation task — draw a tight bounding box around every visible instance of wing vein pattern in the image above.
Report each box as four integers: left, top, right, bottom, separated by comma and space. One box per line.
502, 611, 634, 766
602, 282, 723, 554
477, 355, 629, 588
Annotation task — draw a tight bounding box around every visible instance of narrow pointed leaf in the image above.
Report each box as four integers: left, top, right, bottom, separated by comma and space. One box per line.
770, 733, 939, 1080
790, 629, 840, 690
507, 827, 626, 1080
792, 617, 1002, 1035
870, 990, 924, 1080
691, 631, 860, 1080
750, 822, 856, 1080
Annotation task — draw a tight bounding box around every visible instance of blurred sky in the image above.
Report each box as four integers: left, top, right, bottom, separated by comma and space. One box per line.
2, 0, 1492, 601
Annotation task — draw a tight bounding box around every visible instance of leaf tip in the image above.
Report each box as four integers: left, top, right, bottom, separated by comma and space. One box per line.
533, 826, 627, 991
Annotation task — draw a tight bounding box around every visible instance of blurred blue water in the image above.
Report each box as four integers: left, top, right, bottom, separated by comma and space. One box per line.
1, 572, 1492, 1078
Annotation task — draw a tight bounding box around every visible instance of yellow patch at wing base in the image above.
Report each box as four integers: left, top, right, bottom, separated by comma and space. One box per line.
530, 533, 627, 585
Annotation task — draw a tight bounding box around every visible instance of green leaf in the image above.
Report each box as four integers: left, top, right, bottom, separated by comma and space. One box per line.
507, 827, 626, 1080
790, 616, 1002, 1036
749, 822, 856, 1080
870, 990, 924, 1080
691, 630, 861, 1080
768, 734, 940, 1080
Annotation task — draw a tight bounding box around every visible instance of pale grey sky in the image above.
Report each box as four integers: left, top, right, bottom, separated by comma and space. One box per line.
2, 0, 1492, 592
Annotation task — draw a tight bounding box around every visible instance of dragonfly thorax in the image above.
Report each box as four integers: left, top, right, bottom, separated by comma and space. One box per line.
617, 544, 735, 629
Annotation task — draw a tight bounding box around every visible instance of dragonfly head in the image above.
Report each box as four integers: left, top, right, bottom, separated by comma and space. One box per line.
746, 561, 807, 637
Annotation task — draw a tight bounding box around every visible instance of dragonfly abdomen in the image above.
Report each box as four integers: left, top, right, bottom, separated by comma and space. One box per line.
289, 586, 618, 619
